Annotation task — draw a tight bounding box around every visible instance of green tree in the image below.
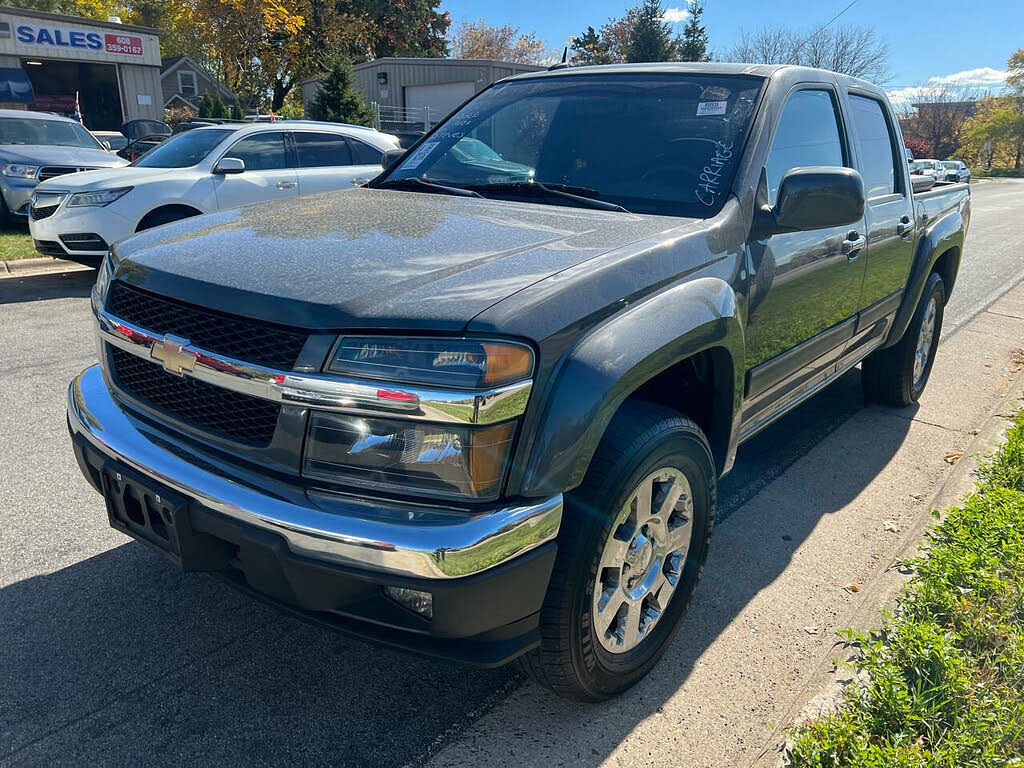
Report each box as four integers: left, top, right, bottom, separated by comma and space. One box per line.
306, 55, 375, 126
211, 94, 227, 118
624, 0, 677, 62
197, 93, 213, 118
570, 26, 613, 65
343, 0, 451, 58
676, 1, 710, 62
229, 102, 244, 120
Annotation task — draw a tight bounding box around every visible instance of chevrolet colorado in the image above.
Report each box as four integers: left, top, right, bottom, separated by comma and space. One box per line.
67, 63, 970, 701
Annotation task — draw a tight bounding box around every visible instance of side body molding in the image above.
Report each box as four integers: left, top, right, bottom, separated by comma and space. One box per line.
885, 204, 965, 348
517, 277, 744, 498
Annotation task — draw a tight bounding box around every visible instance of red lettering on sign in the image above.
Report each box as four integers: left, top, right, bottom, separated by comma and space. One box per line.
104, 33, 143, 56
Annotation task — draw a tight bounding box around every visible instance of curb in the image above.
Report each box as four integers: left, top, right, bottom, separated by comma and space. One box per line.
755, 366, 1024, 767
1, 256, 92, 278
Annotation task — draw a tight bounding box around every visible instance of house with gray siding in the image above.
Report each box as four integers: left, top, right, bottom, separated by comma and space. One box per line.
160, 54, 234, 112
302, 57, 543, 130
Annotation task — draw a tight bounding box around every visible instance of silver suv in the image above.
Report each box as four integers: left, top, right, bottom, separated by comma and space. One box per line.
0, 109, 127, 226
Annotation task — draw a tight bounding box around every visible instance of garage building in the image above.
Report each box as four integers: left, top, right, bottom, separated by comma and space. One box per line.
0, 6, 162, 130
302, 58, 543, 131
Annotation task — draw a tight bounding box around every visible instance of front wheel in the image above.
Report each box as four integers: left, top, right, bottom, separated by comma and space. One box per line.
862, 272, 946, 406
519, 402, 716, 701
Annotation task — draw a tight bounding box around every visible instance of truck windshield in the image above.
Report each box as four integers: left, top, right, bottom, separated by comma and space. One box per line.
0, 117, 102, 149
379, 73, 763, 217
134, 128, 233, 168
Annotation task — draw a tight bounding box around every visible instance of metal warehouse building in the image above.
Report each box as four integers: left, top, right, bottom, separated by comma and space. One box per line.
302, 58, 543, 130
0, 6, 162, 129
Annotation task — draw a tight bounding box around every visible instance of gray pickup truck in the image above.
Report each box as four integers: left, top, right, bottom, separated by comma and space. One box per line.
67, 63, 970, 701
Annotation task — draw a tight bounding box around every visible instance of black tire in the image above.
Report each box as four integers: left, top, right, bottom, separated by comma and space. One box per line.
862, 272, 946, 406
519, 401, 716, 701
136, 206, 198, 233
0, 194, 15, 229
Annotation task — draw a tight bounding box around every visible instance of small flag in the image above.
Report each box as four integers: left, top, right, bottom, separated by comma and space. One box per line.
268, 109, 276, 122
72, 91, 82, 123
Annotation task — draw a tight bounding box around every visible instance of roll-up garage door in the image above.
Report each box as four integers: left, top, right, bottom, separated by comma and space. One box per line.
404, 81, 476, 122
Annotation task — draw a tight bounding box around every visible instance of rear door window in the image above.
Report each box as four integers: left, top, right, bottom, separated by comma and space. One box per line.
848, 94, 900, 197
347, 138, 383, 165
765, 89, 845, 206
293, 132, 354, 167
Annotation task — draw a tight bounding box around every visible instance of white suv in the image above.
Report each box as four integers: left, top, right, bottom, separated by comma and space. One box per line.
28, 121, 399, 265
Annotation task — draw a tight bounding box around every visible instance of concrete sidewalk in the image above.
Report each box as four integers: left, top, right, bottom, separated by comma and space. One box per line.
423, 282, 1024, 768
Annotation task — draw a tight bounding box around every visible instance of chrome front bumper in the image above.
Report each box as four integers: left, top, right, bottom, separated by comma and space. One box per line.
68, 364, 562, 580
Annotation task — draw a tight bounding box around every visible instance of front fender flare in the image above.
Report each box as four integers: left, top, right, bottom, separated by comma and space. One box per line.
516, 277, 744, 498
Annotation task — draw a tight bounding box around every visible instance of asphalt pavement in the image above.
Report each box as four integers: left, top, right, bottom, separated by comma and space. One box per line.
2, 179, 1022, 767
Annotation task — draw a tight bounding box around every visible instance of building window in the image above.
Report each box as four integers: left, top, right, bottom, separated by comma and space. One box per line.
178, 70, 197, 98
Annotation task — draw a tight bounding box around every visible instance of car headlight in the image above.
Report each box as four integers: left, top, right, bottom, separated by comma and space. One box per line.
67, 187, 133, 207
328, 337, 533, 389
310, 337, 535, 500
304, 415, 517, 500
1, 164, 39, 179
94, 251, 115, 303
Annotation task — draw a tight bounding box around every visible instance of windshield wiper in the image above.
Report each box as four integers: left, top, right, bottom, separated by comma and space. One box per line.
375, 176, 481, 198
467, 181, 630, 213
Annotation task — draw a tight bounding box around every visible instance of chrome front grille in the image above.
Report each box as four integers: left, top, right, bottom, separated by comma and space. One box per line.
37, 166, 96, 182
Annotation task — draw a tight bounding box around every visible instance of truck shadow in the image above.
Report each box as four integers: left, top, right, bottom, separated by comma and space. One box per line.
0, 268, 95, 305
0, 371, 913, 767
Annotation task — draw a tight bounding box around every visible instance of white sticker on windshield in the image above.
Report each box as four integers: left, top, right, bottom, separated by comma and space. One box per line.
398, 141, 439, 170
696, 101, 728, 116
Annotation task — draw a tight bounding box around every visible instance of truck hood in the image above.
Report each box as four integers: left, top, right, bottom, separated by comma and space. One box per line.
0, 145, 126, 169
36, 165, 172, 192
112, 188, 696, 331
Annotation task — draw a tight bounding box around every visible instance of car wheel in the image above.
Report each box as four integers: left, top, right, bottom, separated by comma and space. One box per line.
519, 401, 716, 701
862, 271, 945, 406
0, 194, 15, 229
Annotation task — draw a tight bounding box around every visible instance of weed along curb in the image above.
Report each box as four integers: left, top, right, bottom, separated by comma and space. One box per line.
777, 375, 1024, 767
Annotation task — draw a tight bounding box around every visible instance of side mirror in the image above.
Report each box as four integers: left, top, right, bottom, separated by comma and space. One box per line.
757, 167, 865, 237
382, 148, 404, 170
213, 157, 245, 175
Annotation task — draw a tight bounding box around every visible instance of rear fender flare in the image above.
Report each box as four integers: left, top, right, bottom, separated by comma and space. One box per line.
516, 277, 744, 498
887, 208, 964, 346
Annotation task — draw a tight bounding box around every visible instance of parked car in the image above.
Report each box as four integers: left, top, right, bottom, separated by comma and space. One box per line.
30, 121, 399, 265
68, 63, 970, 700
117, 119, 173, 162
0, 109, 127, 227
910, 158, 945, 182
91, 131, 129, 153
942, 160, 970, 183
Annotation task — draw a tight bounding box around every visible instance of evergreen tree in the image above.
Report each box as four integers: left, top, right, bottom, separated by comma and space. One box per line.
229, 102, 244, 120
624, 0, 677, 63
570, 26, 613, 65
211, 95, 227, 118
677, 1, 710, 62
306, 55, 375, 126
197, 93, 213, 118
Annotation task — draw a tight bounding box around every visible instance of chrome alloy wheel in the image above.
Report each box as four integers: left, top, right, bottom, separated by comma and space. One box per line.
913, 296, 938, 390
592, 467, 694, 654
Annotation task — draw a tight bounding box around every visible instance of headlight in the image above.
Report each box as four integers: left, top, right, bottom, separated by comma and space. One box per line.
94, 251, 115, 303
67, 187, 133, 207
1, 164, 39, 179
328, 337, 533, 389
304, 414, 516, 500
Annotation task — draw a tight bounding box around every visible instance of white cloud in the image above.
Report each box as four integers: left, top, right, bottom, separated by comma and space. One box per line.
887, 67, 1008, 106
662, 7, 691, 23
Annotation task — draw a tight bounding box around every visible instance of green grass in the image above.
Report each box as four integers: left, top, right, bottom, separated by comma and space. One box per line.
788, 409, 1024, 768
0, 226, 38, 261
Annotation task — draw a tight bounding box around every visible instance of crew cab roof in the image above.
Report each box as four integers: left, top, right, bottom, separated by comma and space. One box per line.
502, 62, 887, 98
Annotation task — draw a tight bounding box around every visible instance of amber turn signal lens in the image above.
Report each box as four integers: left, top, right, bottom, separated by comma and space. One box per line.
481, 342, 534, 387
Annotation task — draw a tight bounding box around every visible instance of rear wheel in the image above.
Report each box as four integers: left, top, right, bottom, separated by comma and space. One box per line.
862, 272, 945, 406
519, 401, 716, 701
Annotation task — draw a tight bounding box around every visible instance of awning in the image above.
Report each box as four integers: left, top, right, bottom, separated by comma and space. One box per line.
0, 67, 35, 104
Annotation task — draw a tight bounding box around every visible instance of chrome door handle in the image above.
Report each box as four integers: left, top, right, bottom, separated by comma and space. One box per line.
276, 181, 296, 190
842, 232, 867, 258
896, 216, 913, 237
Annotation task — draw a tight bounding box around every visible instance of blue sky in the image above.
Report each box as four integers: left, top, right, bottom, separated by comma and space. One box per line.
443, 0, 1023, 101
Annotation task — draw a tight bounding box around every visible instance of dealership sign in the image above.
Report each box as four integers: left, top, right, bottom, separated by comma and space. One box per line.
15, 24, 144, 56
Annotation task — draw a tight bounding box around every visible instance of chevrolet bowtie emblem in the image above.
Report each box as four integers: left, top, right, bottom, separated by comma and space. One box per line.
150, 334, 198, 376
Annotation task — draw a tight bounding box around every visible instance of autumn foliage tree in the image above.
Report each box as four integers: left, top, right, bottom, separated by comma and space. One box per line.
450, 19, 549, 64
